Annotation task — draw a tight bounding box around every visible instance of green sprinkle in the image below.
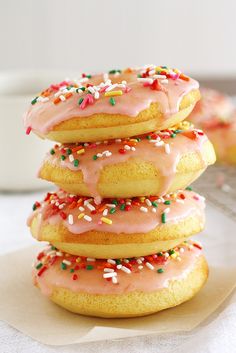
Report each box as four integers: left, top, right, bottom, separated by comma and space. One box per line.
157, 268, 164, 273
61, 155, 66, 161
51, 246, 56, 250
86, 265, 94, 270
146, 135, 151, 140
120, 204, 126, 211
109, 208, 116, 214
32, 204, 37, 211
112, 199, 118, 205
164, 200, 171, 205
185, 186, 192, 191
80, 86, 85, 91
78, 97, 84, 105
171, 133, 176, 138
175, 129, 182, 134
61, 262, 67, 270
86, 74, 92, 78
66, 149, 72, 155
137, 73, 142, 78
157, 252, 163, 257
161, 212, 166, 224
73, 159, 79, 167
36, 262, 43, 270
109, 97, 116, 106
109, 69, 121, 74
50, 149, 55, 155
136, 137, 141, 142
152, 201, 158, 207
93, 155, 98, 160
116, 259, 121, 265
169, 249, 175, 255
31, 97, 38, 105
70, 269, 75, 273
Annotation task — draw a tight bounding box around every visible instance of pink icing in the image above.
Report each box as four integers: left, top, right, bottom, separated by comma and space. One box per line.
189, 88, 234, 126
33, 243, 202, 296
23, 67, 199, 135
40, 129, 208, 201
28, 190, 205, 238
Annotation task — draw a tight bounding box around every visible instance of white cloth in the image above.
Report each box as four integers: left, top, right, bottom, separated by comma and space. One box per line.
0, 190, 236, 353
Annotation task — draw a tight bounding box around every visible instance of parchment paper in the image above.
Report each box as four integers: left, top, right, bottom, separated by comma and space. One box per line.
0, 204, 235, 346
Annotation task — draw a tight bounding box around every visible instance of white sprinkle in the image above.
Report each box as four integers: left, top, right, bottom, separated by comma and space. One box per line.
148, 69, 156, 76
94, 91, 99, 99
137, 259, 143, 264
146, 262, 154, 270
56, 251, 63, 257
115, 139, 122, 143
107, 259, 116, 265
58, 203, 65, 209
79, 206, 85, 212
155, 141, 164, 147
123, 259, 129, 263
112, 276, 118, 284
164, 207, 170, 213
103, 209, 108, 216
69, 154, 74, 162
105, 84, 118, 92
164, 143, 171, 154
140, 206, 148, 213
131, 147, 136, 151
137, 77, 153, 84
62, 259, 71, 266
47, 250, 56, 257
161, 79, 169, 84
145, 199, 152, 207
97, 153, 102, 158
84, 215, 92, 222
179, 247, 185, 253
165, 253, 170, 258
103, 272, 117, 278
138, 265, 144, 270
104, 268, 114, 273
176, 199, 184, 204
86, 203, 95, 211
106, 204, 116, 208
116, 264, 122, 270
152, 208, 157, 213
120, 266, 131, 274
84, 198, 93, 206
87, 257, 96, 262
59, 95, 66, 102
124, 144, 131, 151
68, 214, 73, 225
153, 74, 167, 79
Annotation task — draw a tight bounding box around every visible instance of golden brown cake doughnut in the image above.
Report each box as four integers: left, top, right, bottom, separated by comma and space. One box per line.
33, 241, 208, 318
23, 66, 200, 143
28, 189, 205, 259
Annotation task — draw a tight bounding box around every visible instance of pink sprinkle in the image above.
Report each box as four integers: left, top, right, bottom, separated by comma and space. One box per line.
26, 126, 32, 135
124, 86, 132, 93
193, 195, 200, 201
80, 94, 94, 110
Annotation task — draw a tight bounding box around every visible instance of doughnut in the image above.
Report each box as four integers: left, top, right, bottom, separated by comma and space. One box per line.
33, 241, 208, 318
23, 65, 200, 143
189, 88, 236, 164
38, 123, 216, 201
28, 189, 205, 259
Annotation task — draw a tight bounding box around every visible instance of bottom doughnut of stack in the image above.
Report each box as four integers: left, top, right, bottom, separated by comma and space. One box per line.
33, 240, 208, 318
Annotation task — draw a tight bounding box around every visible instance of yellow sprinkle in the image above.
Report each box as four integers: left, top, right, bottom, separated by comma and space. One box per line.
171, 253, 177, 259
76, 257, 81, 263
78, 213, 85, 219
101, 217, 113, 225
139, 197, 145, 203
77, 148, 85, 155
104, 90, 123, 97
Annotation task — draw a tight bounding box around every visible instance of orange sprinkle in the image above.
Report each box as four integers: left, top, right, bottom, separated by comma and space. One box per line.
53, 97, 61, 104
98, 204, 107, 213
65, 92, 73, 99
180, 73, 190, 81
68, 201, 78, 209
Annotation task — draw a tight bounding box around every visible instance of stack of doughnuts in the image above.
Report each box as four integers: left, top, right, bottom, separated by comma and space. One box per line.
24, 65, 216, 318
189, 88, 236, 165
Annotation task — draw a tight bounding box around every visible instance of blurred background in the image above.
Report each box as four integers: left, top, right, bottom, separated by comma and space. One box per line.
0, 0, 235, 190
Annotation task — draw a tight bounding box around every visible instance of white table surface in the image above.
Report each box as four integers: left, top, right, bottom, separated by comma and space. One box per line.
1, 190, 236, 353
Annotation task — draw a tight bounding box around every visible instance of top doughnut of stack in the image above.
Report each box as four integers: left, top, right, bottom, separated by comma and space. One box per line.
23, 65, 200, 143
